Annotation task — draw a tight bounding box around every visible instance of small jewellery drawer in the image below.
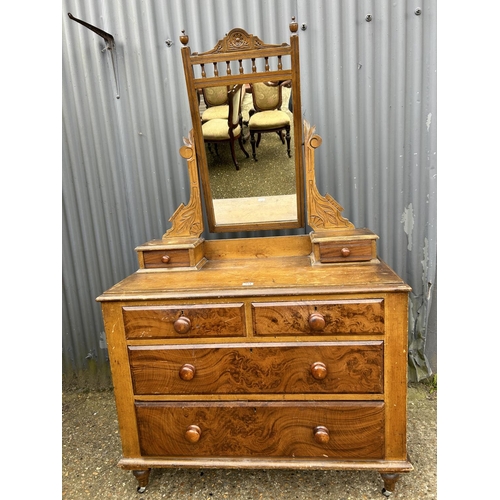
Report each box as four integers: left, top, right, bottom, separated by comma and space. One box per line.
122, 304, 246, 339
317, 240, 375, 263
128, 341, 383, 395
141, 249, 192, 268
135, 401, 385, 459
252, 299, 384, 336
135, 238, 206, 270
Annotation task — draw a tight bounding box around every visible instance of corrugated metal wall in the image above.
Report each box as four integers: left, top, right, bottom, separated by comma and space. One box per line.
62, 0, 436, 386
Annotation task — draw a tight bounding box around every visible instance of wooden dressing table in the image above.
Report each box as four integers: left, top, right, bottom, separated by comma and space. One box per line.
97, 21, 412, 496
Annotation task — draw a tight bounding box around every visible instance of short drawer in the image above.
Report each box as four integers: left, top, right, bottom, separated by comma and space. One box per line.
128, 341, 383, 395
135, 401, 385, 459
135, 238, 206, 270
318, 240, 375, 263
252, 299, 384, 336
141, 248, 192, 268
123, 304, 246, 339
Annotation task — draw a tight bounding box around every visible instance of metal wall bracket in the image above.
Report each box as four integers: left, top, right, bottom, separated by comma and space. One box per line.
68, 12, 120, 99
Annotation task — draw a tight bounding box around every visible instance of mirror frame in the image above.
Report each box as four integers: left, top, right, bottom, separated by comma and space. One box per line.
179, 21, 305, 233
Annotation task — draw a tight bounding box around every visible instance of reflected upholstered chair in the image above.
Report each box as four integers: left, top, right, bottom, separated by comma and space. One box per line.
202, 84, 249, 170
248, 81, 291, 161
201, 85, 229, 122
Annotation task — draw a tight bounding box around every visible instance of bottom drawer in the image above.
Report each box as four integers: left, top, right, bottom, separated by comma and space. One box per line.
135, 401, 384, 459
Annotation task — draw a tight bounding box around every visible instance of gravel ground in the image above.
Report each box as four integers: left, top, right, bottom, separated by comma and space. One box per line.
62, 383, 436, 499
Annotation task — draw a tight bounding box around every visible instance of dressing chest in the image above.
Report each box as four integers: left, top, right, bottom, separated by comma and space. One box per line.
97, 22, 412, 496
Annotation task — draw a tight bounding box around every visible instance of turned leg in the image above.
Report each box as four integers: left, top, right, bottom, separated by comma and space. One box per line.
380, 473, 400, 497
132, 469, 151, 494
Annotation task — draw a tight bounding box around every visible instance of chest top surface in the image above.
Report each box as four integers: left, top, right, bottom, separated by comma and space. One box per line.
97, 235, 409, 302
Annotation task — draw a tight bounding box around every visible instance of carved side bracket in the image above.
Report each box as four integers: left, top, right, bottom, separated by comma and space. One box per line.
162, 130, 204, 240
304, 120, 354, 231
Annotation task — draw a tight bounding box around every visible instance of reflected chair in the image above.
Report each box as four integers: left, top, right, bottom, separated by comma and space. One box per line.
202, 84, 249, 171
248, 81, 291, 161
201, 85, 229, 122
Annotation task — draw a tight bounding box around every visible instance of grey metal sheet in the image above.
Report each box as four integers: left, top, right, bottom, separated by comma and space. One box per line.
62, 0, 436, 383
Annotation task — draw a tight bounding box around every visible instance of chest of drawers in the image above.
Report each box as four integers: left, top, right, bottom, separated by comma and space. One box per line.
97, 234, 412, 496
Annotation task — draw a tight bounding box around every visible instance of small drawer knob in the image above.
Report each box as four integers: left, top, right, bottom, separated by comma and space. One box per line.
313, 425, 330, 444
340, 247, 351, 257
185, 424, 201, 443
179, 363, 196, 381
174, 315, 191, 334
311, 361, 327, 380
161, 254, 171, 263
308, 312, 326, 331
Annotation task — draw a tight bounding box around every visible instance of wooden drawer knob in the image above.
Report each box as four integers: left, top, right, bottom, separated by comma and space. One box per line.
174, 315, 191, 334
161, 254, 171, 263
179, 363, 196, 381
185, 425, 201, 443
340, 247, 351, 257
313, 425, 330, 444
311, 361, 327, 380
308, 312, 326, 331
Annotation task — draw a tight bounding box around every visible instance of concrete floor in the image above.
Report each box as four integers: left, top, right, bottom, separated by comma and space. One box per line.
62, 383, 436, 499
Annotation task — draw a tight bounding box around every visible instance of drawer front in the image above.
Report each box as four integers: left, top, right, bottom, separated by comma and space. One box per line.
128, 341, 383, 395
318, 240, 375, 263
252, 299, 384, 336
135, 401, 385, 459
123, 304, 246, 339
142, 249, 191, 268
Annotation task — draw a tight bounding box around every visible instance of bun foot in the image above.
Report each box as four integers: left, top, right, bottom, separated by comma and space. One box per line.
380, 473, 400, 496
132, 469, 151, 493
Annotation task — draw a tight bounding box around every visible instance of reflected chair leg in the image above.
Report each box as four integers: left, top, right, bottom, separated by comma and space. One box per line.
241, 117, 250, 142
229, 138, 240, 170
238, 135, 249, 159
250, 131, 258, 161
285, 125, 291, 157
206, 143, 219, 157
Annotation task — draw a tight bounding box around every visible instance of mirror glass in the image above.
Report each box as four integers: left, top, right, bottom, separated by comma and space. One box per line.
203, 83, 297, 227
180, 26, 304, 233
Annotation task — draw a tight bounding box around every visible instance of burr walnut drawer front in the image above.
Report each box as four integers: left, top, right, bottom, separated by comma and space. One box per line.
252, 299, 384, 336
128, 341, 383, 395
122, 303, 246, 339
135, 401, 385, 459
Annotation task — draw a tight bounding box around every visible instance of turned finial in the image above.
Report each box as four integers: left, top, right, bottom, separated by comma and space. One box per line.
290, 17, 298, 33
180, 30, 189, 46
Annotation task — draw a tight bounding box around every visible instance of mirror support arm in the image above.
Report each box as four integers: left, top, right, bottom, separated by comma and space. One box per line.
163, 131, 204, 240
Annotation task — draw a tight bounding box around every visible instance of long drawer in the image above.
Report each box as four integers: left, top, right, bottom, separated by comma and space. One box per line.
128, 341, 383, 395
252, 299, 384, 336
135, 401, 385, 459
123, 303, 246, 339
